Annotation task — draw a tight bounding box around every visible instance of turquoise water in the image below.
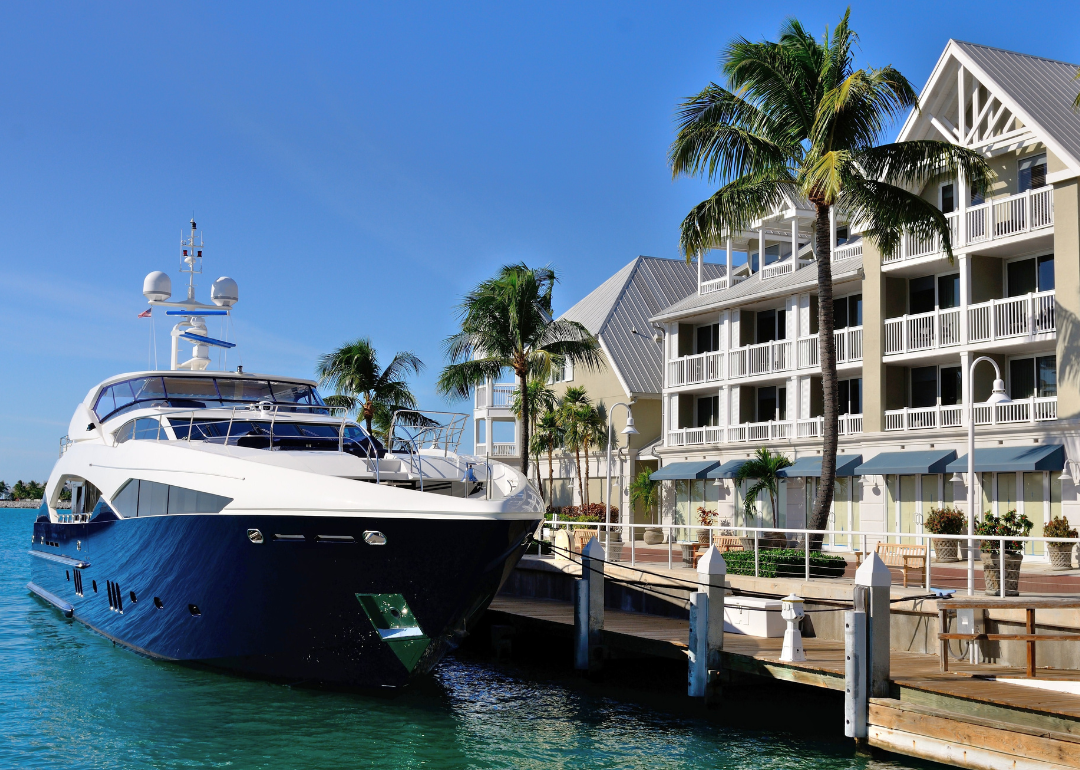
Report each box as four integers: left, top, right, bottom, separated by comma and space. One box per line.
1, 510, 930, 769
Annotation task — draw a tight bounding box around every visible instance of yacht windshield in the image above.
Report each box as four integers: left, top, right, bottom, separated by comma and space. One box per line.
168, 419, 384, 457
94, 376, 325, 421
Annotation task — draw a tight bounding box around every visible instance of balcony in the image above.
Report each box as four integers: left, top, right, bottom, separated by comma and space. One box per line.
883, 291, 1055, 356
666, 414, 863, 447
488, 442, 518, 457
760, 258, 813, 280
475, 383, 518, 409
882, 187, 1053, 266
666, 327, 863, 388
884, 397, 1057, 431
831, 241, 863, 262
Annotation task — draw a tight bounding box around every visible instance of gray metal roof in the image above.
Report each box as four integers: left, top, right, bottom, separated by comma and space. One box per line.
952, 41, 1080, 168
651, 254, 864, 322
559, 256, 724, 395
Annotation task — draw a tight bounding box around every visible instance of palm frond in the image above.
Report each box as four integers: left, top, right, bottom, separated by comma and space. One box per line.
436, 358, 506, 401
853, 140, 991, 194
679, 172, 792, 256
841, 176, 956, 259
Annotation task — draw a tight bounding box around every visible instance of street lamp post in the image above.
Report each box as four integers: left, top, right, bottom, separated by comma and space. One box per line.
606, 401, 638, 549
965, 356, 1011, 596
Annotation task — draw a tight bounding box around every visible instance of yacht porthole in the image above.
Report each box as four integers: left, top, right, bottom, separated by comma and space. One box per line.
129, 591, 137, 603
92, 580, 98, 593
153, 597, 164, 610
188, 604, 201, 617
363, 531, 387, 546
247, 528, 264, 544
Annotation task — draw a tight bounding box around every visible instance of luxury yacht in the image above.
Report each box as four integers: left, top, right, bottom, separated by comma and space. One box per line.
28, 222, 543, 688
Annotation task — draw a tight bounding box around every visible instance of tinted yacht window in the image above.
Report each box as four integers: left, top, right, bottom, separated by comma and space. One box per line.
111, 478, 232, 517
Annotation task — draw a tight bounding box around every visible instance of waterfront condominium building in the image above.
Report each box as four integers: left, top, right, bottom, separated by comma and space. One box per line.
648, 40, 1080, 556
473, 255, 721, 515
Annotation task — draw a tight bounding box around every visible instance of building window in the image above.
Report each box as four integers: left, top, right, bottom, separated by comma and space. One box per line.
910, 366, 937, 408
1018, 153, 1047, 193
756, 309, 785, 343
696, 323, 720, 353
1009, 356, 1057, 399
938, 274, 960, 309
1007, 254, 1054, 297
476, 418, 486, 444
755, 386, 785, 422
838, 378, 862, 414
549, 360, 574, 383
941, 183, 955, 214
908, 276, 936, 315
833, 294, 862, 329
836, 226, 849, 245
940, 366, 962, 406
696, 395, 719, 427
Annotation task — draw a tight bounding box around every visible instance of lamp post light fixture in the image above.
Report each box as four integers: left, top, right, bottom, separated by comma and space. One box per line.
606, 401, 638, 548
965, 356, 1011, 596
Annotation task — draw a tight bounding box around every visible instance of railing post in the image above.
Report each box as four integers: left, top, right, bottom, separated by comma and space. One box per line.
688, 547, 726, 703
855, 554, 892, 698
754, 529, 760, 577
845, 610, 869, 740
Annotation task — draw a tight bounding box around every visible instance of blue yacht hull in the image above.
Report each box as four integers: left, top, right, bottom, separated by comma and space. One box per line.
29, 512, 537, 688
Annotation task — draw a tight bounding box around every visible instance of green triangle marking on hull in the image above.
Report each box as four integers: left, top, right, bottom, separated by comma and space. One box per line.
356, 593, 431, 672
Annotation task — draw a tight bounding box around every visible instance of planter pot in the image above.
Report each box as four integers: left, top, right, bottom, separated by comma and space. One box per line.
934, 538, 960, 563
1048, 542, 1075, 571
697, 529, 711, 545
643, 528, 664, 545
958, 540, 982, 560
981, 550, 1023, 596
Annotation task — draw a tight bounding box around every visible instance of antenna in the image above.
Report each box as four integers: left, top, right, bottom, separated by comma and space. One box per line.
179, 217, 204, 300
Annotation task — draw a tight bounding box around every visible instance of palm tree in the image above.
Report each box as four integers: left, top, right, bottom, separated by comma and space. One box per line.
438, 264, 602, 474
734, 448, 793, 529
628, 468, 659, 526
316, 338, 424, 436
530, 409, 563, 506
558, 386, 593, 506
669, 12, 990, 541
512, 378, 558, 487
583, 401, 608, 509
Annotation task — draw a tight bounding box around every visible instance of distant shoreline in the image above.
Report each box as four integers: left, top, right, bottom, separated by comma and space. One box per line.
0, 501, 70, 509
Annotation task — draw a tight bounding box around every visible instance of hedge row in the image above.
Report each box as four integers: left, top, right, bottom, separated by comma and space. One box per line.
721, 548, 847, 579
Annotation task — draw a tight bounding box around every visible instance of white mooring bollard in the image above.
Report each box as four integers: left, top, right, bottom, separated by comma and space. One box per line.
688, 546, 726, 701
854, 552, 892, 698
844, 610, 868, 739
779, 594, 806, 662
574, 537, 605, 673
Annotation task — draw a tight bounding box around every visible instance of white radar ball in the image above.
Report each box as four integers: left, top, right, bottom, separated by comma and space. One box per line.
211, 276, 239, 307
143, 271, 172, 302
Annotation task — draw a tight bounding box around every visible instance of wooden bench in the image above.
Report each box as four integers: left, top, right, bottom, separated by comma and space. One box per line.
937, 597, 1080, 677
678, 537, 745, 568
855, 542, 927, 587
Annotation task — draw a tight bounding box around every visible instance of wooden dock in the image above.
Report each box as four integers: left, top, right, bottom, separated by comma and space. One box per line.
488, 595, 1080, 770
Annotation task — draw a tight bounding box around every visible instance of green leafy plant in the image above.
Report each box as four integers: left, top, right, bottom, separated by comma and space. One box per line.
734, 448, 792, 529
975, 510, 1033, 554
628, 469, 659, 525
1044, 516, 1078, 540
924, 507, 965, 535
722, 549, 847, 579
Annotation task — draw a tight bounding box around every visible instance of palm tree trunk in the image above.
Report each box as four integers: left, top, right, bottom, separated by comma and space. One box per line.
516, 371, 530, 475
574, 447, 584, 506
810, 202, 838, 550
584, 450, 591, 509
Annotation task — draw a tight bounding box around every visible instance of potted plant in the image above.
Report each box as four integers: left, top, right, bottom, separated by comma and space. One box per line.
697, 507, 715, 545
924, 506, 965, 562
1044, 516, 1078, 571
975, 510, 1032, 596
629, 469, 664, 545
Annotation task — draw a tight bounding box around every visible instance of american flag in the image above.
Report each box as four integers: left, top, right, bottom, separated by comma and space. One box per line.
138, 308, 152, 318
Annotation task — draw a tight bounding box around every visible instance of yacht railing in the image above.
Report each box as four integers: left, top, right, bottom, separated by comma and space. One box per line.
388, 410, 469, 491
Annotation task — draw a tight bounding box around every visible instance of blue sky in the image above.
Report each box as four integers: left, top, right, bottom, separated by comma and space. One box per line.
1, 1, 1078, 481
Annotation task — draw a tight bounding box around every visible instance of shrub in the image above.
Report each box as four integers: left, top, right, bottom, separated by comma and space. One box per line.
547, 503, 618, 523
1044, 516, 1078, 539
975, 510, 1033, 554
722, 548, 847, 579
924, 506, 965, 535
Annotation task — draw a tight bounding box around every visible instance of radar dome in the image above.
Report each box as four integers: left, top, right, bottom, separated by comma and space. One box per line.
143, 271, 172, 302
211, 276, 239, 307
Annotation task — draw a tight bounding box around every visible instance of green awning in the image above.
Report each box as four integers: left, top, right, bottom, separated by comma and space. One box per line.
706, 459, 749, 479
778, 455, 863, 478
854, 450, 957, 476
944, 445, 1065, 473
650, 461, 720, 481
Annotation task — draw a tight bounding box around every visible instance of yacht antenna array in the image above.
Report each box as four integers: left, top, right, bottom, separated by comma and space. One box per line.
142, 219, 240, 371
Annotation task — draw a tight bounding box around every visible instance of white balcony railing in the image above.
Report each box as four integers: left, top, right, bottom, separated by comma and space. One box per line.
475, 383, 518, 408
667, 351, 724, 387
667, 415, 863, 447
884, 291, 1054, 356
667, 327, 863, 388
832, 241, 863, 261
882, 187, 1053, 266
885, 397, 1056, 432
699, 273, 750, 295
760, 258, 813, 281
488, 442, 518, 457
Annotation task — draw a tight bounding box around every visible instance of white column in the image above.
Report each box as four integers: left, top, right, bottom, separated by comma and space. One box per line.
758, 226, 765, 276
697, 250, 703, 293
957, 66, 966, 141
792, 218, 799, 262
829, 206, 837, 256
960, 350, 971, 425
960, 254, 970, 343
788, 375, 799, 421
725, 237, 733, 285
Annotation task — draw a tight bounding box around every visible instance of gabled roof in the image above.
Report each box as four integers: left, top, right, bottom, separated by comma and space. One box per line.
560, 256, 724, 396
650, 255, 864, 322
899, 40, 1080, 174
